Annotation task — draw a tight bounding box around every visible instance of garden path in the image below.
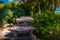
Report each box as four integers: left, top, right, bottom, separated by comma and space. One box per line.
0, 16, 40, 40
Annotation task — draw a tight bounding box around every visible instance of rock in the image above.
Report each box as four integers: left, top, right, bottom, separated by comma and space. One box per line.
9, 26, 36, 34
16, 17, 33, 26
0, 16, 37, 40
8, 26, 36, 40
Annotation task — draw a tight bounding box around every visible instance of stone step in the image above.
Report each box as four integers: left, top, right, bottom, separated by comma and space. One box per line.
0, 36, 10, 40
16, 17, 33, 26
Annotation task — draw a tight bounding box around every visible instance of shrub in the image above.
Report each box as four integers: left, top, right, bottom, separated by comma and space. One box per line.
32, 12, 60, 40
0, 7, 25, 27
5, 9, 16, 23
13, 7, 25, 18
0, 8, 7, 26
0, 9, 16, 27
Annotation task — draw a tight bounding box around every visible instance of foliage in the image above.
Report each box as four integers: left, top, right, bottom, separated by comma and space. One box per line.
5, 9, 16, 23
0, 6, 25, 26
5, 2, 17, 8
13, 7, 25, 17
0, 3, 5, 8
0, 0, 60, 15
0, 8, 7, 26
20, 0, 60, 13
0, 0, 60, 26
32, 12, 60, 40
0, 8, 17, 27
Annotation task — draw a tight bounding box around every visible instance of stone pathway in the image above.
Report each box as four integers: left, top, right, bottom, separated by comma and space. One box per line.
0, 16, 40, 40
0, 27, 40, 40
0, 27, 11, 38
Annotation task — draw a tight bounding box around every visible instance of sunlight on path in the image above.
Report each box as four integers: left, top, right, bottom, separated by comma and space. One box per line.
0, 27, 11, 37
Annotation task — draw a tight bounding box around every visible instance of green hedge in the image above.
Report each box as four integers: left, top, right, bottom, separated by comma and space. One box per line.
32, 12, 60, 40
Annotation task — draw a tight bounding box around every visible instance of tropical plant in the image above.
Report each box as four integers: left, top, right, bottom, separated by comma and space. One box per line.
5, 9, 16, 23
32, 12, 60, 40
18, 0, 60, 14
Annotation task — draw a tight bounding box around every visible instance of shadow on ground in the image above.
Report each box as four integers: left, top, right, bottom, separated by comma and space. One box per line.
4, 31, 32, 40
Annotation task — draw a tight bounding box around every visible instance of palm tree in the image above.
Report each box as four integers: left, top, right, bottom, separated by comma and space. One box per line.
18, 0, 60, 13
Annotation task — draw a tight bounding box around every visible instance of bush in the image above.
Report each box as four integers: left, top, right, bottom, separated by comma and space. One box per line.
5, 9, 17, 23
32, 12, 60, 40
0, 9, 16, 27
13, 7, 25, 18
0, 8, 7, 26
0, 7, 25, 27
